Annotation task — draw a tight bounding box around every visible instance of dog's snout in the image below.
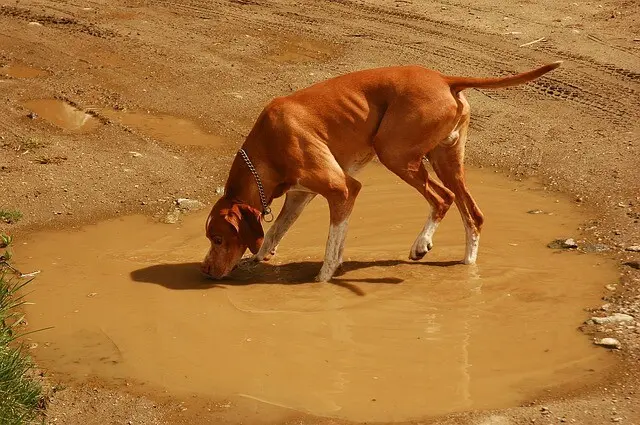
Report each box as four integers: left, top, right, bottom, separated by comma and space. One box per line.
200, 261, 212, 276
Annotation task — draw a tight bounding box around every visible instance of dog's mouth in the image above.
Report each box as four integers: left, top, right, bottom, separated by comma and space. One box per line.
200, 264, 240, 281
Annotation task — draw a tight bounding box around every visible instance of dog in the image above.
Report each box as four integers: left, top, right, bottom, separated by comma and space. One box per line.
201, 61, 562, 281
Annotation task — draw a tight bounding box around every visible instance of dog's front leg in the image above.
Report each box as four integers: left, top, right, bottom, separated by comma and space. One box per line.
315, 177, 361, 282
253, 191, 316, 261
316, 219, 349, 282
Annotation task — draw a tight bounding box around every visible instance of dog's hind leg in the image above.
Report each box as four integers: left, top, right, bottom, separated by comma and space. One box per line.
375, 147, 455, 260
428, 116, 484, 264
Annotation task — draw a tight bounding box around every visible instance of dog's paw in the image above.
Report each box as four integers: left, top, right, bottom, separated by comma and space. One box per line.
409, 241, 433, 261
314, 270, 334, 282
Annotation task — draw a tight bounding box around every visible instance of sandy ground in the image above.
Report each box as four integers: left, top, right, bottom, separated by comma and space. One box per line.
0, 0, 639, 423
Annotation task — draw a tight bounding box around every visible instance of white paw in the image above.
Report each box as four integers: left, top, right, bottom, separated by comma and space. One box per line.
409, 239, 433, 261
463, 256, 477, 265
314, 267, 335, 282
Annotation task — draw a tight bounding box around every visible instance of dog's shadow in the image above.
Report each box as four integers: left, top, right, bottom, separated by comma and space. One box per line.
129, 259, 460, 296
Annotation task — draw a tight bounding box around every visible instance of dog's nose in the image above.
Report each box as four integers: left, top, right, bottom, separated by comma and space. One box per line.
200, 262, 211, 276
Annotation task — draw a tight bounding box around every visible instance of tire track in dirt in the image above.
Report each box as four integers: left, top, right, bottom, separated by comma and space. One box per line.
147, 0, 638, 126
0, 5, 115, 38
323, 0, 638, 126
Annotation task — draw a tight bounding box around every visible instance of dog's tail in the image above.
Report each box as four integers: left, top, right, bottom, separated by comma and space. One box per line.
445, 61, 562, 93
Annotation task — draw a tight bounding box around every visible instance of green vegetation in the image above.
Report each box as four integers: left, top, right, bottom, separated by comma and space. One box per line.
0, 211, 22, 225
0, 235, 43, 425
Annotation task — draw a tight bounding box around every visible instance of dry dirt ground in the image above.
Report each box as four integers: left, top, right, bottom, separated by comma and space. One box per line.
0, 0, 639, 424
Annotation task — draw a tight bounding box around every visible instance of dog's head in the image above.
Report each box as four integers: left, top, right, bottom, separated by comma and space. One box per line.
201, 197, 264, 279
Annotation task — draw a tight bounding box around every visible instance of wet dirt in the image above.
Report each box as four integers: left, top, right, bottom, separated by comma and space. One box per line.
22, 99, 99, 132
266, 35, 338, 64
18, 164, 617, 422
1, 63, 48, 78
101, 109, 224, 147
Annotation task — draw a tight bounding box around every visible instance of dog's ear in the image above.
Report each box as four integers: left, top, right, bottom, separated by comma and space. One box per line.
223, 203, 264, 254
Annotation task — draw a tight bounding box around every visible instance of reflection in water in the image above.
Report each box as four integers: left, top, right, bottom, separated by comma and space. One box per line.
23, 99, 99, 132
101, 109, 223, 146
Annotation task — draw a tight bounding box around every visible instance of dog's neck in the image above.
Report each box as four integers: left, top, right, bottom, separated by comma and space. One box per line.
224, 148, 274, 213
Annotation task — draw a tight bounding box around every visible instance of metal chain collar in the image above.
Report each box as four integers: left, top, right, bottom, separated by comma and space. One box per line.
238, 148, 273, 222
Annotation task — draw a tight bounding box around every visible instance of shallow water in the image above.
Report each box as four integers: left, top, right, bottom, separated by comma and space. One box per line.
19, 164, 616, 422
22, 99, 99, 132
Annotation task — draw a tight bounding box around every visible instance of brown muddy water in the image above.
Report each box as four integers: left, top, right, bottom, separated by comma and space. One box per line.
1, 64, 48, 78
22, 99, 99, 132
101, 109, 224, 147
18, 165, 617, 422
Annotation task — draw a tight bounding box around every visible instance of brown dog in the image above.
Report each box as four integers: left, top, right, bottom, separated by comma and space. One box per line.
201, 62, 561, 281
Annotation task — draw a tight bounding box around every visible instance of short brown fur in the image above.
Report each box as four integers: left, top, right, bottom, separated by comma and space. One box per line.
202, 62, 562, 281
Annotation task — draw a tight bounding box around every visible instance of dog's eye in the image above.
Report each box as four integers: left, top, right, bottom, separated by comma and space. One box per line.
212, 236, 223, 245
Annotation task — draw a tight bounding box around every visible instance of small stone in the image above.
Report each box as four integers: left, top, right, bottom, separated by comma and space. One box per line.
28, 21, 43, 26
527, 209, 544, 214
86, 292, 98, 298
215, 186, 225, 195
591, 314, 634, 324
563, 238, 578, 248
625, 245, 640, 252
163, 208, 181, 224
605, 284, 617, 291
624, 261, 640, 270
582, 243, 610, 253
547, 238, 579, 249
129, 151, 143, 158
594, 338, 621, 349
176, 198, 205, 212
27, 112, 38, 119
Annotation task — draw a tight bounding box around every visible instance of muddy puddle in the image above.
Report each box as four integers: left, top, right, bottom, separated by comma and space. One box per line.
23, 99, 99, 132
102, 110, 223, 147
19, 165, 616, 422
1, 64, 48, 78
267, 37, 337, 63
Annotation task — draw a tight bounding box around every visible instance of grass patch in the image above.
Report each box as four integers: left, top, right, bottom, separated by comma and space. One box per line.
19, 137, 47, 151
0, 211, 22, 225
0, 235, 44, 424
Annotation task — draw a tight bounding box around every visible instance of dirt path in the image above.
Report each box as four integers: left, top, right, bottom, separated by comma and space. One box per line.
1, 0, 639, 424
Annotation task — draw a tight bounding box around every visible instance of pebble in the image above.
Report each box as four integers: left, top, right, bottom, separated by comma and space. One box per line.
624, 261, 640, 270
582, 243, 609, 253
163, 208, 181, 224
176, 198, 205, 212
594, 338, 621, 349
625, 245, 640, 252
129, 151, 143, 158
591, 313, 634, 324
548, 239, 578, 249
527, 209, 544, 214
